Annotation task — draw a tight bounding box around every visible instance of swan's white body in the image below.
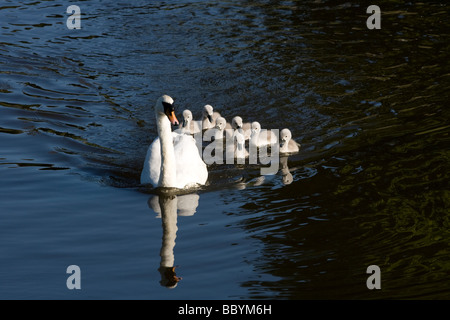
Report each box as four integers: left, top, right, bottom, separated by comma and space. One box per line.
140, 95, 208, 189
250, 121, 278, 148
279, 128, 300, 154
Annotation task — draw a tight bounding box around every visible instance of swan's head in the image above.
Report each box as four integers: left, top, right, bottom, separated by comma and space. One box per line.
182, 109, 193, 127
156, 95, 179, 126
214, 117, 227, 131
280, 128, 292, 147
202, 104, 214, 122
251, 121, 261, 135
232, 116, 243, 129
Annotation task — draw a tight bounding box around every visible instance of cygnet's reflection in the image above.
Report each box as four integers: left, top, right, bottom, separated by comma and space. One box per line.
233, 155, 294, 190
147, 193, 200, 288
280, 155, 293, 185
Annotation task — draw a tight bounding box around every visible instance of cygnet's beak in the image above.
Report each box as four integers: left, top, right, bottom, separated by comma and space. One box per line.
182, 118, 188, 127
207, 114, 213, 123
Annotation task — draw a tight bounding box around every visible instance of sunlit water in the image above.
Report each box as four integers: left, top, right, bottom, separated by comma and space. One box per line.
0, 1, 449, 299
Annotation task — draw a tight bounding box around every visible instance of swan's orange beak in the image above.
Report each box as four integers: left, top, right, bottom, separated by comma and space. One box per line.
166, 111, 179, 126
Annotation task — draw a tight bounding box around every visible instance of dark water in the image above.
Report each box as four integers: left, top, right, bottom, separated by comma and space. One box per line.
1, 0, 449, 299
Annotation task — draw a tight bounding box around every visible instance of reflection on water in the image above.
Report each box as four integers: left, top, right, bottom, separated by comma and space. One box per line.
149, 193, 200, 218
146, 155, 294, 289
280, 156, 293, 185
148, 193, 201, 288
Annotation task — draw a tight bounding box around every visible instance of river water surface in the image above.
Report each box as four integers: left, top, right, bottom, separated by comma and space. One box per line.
0, 0, 449, 299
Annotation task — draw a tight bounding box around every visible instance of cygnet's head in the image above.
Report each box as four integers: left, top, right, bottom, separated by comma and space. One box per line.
156, 95, 179, 126
214, 117, 227, 131
280, 128, 292, 146
251, 121, 261, 134
182, 109, 193, 127
202, 104, 214, 122
232, 116, 243, 129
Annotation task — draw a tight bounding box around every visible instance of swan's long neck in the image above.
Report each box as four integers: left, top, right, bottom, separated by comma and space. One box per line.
157, 113, 177, 187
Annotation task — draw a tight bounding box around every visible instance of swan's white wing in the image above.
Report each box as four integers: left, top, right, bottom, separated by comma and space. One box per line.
173, 134, 208, 189
140, 137, 161, 187
288, 139, 300, 153
243, 129, 251, 140
262, 130, 278, 146
191, 120, 202, 134
251, 130, 278, 148
267, 130, 278, 145
141, 133, 208, 189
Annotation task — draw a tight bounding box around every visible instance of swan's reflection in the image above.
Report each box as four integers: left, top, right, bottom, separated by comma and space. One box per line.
147, 192, 200, 288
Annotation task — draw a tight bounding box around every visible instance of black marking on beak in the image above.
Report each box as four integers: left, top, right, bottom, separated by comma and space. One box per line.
207, 114, 213, 123
162, 101, 179, 126
162, 101, 175, 115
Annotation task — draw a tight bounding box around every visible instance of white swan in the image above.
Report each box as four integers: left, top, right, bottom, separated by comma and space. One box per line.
140, 95, 208, 189
201, 104, 221, 130
226, 116, 251, 140
179, 109, 201, 135
250, 121, 278, 148
280, 128, 301, 154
